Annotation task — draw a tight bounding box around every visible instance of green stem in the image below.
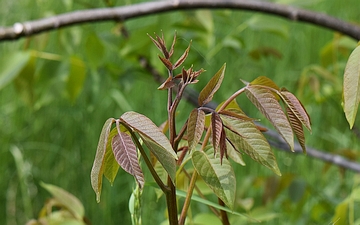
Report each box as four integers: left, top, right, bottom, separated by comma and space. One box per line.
217, 87, 246, 112
179, 171, 198, 225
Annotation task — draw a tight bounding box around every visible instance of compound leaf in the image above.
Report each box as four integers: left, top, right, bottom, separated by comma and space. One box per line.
187, 109, 205, 151
91, 118, 115, 202
246, 85, 294, 151
112, 131, 145, 188
343, 44, 360, 128
198, 63, 226, 106
192, 148, 236, 209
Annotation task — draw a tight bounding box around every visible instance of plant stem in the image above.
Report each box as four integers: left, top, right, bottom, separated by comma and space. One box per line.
166, 176, 179, 225
218, 198, 230, 225
179, 171, 198, 225
217, 87, 246, 112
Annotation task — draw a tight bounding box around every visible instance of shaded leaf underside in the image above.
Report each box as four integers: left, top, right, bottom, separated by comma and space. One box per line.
286, 107, 307, 153
112, 132, 145, 188
187, 109, 205, 151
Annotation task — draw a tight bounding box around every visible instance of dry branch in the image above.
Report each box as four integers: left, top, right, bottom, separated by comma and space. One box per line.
1, 0, 360, 41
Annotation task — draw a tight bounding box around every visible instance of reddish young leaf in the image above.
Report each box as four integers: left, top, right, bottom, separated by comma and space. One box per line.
245, 85, 294, 151
158, 76, 176, 90
211, 112, 223, 154
198, 63, 226, 106
156, 33, 169, 59
148, 34, 163, 55
91, 118, 115, 202
173, 41, 192, 70
280, 89, 311, 132
219, 127, 227, 164
120, 111, 178, 184
158, 55, 173, 71
286, 107, 307, 153
168, 32, 177, 58
112, 132, 145, 188
218, 109, 253, 121
187, 109, 205, 151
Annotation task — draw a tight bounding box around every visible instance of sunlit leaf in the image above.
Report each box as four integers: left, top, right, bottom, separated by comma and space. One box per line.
112, 131, 145, 188
187, 109, 205, 151
120, 111, 178, 184
192, 147, 236, 209
250, 76, 280, 91
343, 43, 360, 128
280, 89, 311, 132
91, 118, 115, 202
211, 112, 223, 153
66, 56, 86, 102
226, 140, 246, 166
0, 51, 31, 90
40, 182, 84, 221
246, 85, 294, 151
221, 112, 281, 176
286, 107, 307, 153
198, 63, 226, 106
103, 128, 120, 185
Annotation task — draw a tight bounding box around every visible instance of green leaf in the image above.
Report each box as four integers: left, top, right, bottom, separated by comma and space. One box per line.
0, 51, 31, 90
84, 33, 105, 67
246, 15, 289, 39
226, 140, 246, 166
103, 128, 120, 185
221, 111, 281, 176
343, 43, 360, 128
66, 56, 86, 102
246, 85, 294, 151
91, 118, 115, 203
192, 147, 236, 209
112, 129, 145, 188
14, 53, 36, 106
120, 111, 178, 184
198, 63, 226, 106
187, 109, 205, 151
40, 182, 84, 221
176, 190, 255, 220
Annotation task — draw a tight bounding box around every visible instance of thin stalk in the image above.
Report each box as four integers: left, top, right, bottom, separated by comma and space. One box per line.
217, 87, 246, 112
178, 171, 198, 225
218, 199, 230, 225
166, 69, 179, 225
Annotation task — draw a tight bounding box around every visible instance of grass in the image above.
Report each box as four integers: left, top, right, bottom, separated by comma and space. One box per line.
0, 0, 359, 224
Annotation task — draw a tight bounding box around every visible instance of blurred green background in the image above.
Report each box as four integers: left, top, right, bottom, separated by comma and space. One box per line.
1, 0, 360, 224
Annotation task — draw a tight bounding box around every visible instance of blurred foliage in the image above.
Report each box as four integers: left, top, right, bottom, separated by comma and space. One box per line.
1, 0, 360, 224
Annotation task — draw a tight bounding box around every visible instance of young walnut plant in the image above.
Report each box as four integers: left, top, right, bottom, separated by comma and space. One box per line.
90, 32, 311, 225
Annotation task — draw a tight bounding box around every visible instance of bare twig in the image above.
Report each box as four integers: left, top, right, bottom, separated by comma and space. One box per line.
1, 0, 360, 41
